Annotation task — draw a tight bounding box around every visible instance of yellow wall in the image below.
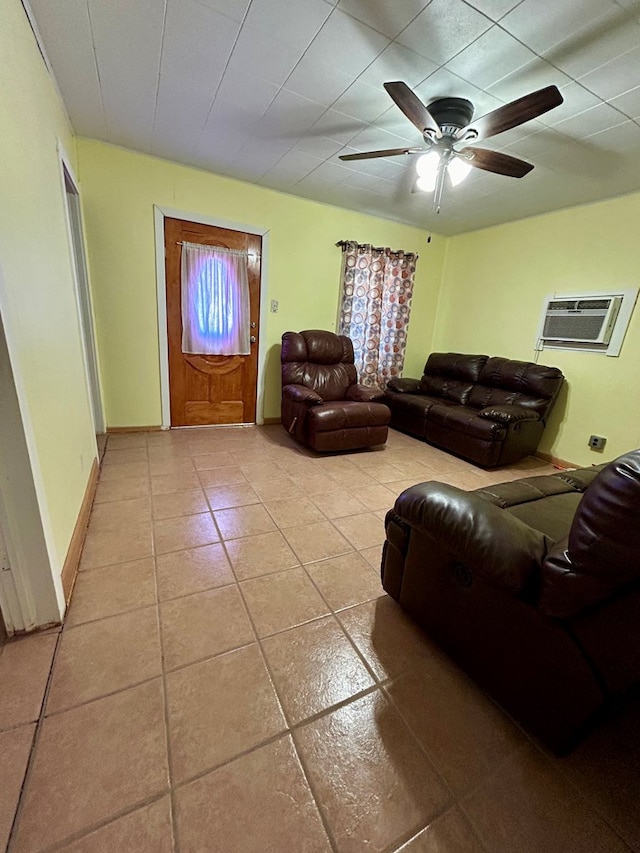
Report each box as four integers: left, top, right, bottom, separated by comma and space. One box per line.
77, 139, 446, 425
434, 192, 640, 466
0, 0, 98, 608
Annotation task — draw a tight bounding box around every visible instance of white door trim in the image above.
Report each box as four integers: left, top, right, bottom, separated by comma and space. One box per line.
153, 205, 270, 429
0, 286, 61, 630
57, 140, 105, 436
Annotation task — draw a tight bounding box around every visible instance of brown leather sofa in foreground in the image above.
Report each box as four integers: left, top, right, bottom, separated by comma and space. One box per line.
381, 449, 640, 753
384, 352, 564, 467
281, 330, 391, 452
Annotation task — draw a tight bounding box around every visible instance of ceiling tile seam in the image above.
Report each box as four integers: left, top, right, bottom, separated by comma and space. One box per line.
476, 13, 640, 126
612, 0, 640, 25
335, 0, 432, 43
83, 0, 109, 141
149, 0, 169, 157
390, 2, 498, 82
274, 6, 356, 130
266, 7, 390, 169
191, 0, 258, 162
196, 0, 340, 165
20, 0, 75, 134
277, 9, 454, 160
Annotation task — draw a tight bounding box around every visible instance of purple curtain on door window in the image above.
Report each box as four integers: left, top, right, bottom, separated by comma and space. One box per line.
181, 241, 250, 355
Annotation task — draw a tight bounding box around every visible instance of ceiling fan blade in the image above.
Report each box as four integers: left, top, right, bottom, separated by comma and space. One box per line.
339, 147, 422, 161
459, 85, 563, 142
460, 147, 534, 178
384, 82, 441, 136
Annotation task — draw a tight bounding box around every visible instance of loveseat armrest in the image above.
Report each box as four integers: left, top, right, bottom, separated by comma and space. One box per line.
386, 377, 421, 394
392, 482, 548, 594
282, 384, 323, 405
478, 404, 541, 424
345, 384, 386, 403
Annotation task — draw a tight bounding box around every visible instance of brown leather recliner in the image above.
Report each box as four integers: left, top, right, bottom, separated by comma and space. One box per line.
381, 449, 640, 753
281, 330, 391, 452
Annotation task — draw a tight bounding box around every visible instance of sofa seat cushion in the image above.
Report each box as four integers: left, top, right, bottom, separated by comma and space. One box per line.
475, 476, 577, 507
427, 404, 507, 441
384, 391, 454, 418
307, 401, 390, 433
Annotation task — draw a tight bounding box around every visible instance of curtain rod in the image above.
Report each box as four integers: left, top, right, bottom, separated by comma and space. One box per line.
335, 240, 418, 260
176, 241, 259, 259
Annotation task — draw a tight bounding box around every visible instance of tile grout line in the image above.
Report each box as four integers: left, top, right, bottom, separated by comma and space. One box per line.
212, 502, 342, 853
6, 619, 64, 850
146, 435, 181, 853
13, 427, 572, 850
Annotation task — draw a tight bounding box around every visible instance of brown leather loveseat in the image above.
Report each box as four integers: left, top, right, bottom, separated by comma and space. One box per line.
281, 330, 391, 452
381, 449, 640, 753
384, 352, 564, 467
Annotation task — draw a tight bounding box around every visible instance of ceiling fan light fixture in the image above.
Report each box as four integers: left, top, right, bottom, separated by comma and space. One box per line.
447, 156, 473, 187
415, 151, 439, 192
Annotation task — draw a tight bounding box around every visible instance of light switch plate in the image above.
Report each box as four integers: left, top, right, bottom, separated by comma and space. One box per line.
270, 300, 279, 313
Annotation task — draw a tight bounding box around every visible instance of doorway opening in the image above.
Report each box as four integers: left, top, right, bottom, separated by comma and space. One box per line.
61, 160, 104, 452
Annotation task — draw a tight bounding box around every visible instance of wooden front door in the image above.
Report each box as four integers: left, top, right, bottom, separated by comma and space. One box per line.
165, 217, 261, 426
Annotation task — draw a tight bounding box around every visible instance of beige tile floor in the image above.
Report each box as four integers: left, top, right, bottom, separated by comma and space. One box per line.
1, 425, 639, 852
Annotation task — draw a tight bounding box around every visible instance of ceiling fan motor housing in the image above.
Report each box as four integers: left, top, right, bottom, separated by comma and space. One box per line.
426, 97, 474, 137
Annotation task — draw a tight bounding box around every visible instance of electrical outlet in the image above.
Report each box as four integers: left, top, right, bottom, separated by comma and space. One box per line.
588, 435, 606, 450
270, 299, 279, 313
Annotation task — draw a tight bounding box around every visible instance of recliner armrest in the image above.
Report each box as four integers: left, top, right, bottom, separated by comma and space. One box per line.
478, 405, 540, 424
386, 377, 421, 394
345, 384, 385, 403
392, 482, 548, 594
282, 384, 323, 405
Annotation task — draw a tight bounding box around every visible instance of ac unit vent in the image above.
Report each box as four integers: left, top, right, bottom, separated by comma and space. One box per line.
541, 296, 622, 345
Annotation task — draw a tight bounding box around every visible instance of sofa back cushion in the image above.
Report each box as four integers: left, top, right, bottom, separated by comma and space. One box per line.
468, 357, 563, 417
281, 330, 357, 401
539, 450, 640, 618
568, 449, 640, 583
420, 352, 488, 405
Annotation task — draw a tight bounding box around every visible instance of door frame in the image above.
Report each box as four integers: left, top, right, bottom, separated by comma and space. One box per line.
154, 205, 270, 429
57, 142, 105, 435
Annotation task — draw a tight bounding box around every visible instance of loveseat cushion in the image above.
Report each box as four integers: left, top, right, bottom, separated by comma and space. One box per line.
478, 405, 540, 424
468, 357, 563, 417
386, 377, 421, 394
475, 474, 584, 541
475, 475, 580, 508
568, 450, 640, 583
427, 404, 507, 441
539, 537, 623, 619
419, 352, 488, 405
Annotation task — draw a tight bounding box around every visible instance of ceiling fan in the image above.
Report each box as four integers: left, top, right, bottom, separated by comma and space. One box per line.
339, 82, 564, 213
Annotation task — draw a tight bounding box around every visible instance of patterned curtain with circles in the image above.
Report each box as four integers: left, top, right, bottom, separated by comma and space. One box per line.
337, 240, 418, 389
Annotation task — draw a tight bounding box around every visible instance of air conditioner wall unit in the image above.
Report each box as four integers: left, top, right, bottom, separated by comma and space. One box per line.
542, 296, 622, 345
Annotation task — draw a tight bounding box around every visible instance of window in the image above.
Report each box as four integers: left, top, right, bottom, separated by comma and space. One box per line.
181, 242, 250, 355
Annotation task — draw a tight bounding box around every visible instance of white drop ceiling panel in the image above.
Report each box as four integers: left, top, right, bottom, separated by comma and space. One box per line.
24, 0, 640, 235
301, 11, 390, 76
27, 0, 106, 138
444, 26, 536, 90
88, 0, 164, 151
396, 0, 492, 65
336, 0, 430, 39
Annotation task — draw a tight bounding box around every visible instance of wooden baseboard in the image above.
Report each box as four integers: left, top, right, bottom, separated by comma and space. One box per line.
262, 417, 281, 425
106, 425, 162, 433
61, 458, 99, 606
534, 451, 578, 469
